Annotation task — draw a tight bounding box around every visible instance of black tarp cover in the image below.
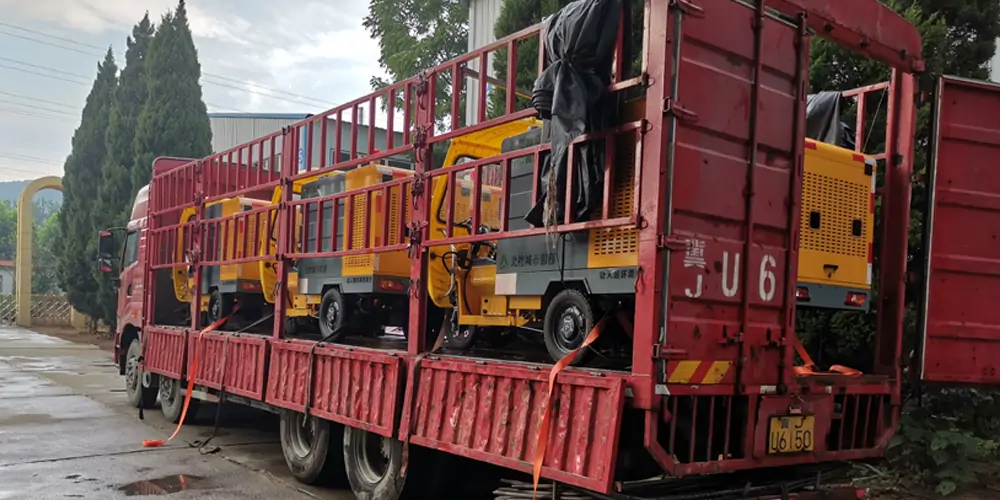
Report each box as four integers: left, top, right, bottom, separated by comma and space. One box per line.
805, 91, 856, 150
525, 0, 623, 229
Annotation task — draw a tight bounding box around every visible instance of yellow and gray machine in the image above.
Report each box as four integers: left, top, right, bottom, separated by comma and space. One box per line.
296, 164, 413, 339
434, 99, 877, 365
795, 139, 876, 311
291, 119, 542, 342
428, 102, 642, 365
173, 196, 270, 327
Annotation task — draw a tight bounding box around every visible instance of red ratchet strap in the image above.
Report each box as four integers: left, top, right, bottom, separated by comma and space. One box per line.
142, 306, 239, 448
531, 316, 608, 499
789, 335, 861, 377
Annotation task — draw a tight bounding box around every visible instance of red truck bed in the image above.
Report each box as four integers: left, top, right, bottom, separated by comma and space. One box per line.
121, 0, 975, 496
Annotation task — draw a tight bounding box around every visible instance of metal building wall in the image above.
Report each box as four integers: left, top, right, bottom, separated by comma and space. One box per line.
209, 114, 408, 171
209, 114, 308, 153
291, 118, 409, 173
992, 41, 1000, 82
466, 0, 506, 125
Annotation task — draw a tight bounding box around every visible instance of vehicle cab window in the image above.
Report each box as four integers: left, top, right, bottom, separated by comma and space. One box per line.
122, 230, 139, 268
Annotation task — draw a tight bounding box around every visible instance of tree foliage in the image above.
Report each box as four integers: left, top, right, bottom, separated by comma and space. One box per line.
363, 0, 468, 129
33, 211, 62, 294
488, 0, 567, 118
0, 201, 14, 261
57, 48, 118, 321
805, 0, 1000, 494
0, 197, 60, 293
99, 13, 154, 224
133, 0, 212, 190
94, 13, 155, 326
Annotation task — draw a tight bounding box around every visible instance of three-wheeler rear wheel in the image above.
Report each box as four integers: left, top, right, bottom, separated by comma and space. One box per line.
207, 289, 235, 328
543, 288, 598, 366
318, 288, 348, 341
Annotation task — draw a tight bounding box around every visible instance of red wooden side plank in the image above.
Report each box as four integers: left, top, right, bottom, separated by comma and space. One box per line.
142, 326, 186, 379
188, 333, 268, 400
921, 76, 1000, 384
401, 357, 626, 494
266, 340, 404, 438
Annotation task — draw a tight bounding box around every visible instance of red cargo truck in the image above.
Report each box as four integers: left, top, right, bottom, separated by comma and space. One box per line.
93, 0, 1000, 498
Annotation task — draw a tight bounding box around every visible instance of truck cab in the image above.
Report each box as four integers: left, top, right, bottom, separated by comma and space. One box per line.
97, 157, 194, 407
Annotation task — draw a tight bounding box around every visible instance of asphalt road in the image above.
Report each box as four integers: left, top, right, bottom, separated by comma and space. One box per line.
0, 326, 354, 500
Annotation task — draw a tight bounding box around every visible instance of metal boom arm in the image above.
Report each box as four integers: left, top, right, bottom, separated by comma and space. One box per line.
766, 0, 925, 72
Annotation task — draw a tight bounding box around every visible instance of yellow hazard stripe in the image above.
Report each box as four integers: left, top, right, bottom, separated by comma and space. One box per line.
702, 361, 732, 384
666, 360, 733, 384
667, 361, 700, 384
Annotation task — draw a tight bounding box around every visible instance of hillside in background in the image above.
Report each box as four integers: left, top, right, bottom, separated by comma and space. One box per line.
0, 180, 63, 206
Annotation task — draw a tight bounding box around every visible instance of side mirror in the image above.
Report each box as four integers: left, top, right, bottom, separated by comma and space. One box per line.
98, 231, 116, 260
97, 231, 118, 276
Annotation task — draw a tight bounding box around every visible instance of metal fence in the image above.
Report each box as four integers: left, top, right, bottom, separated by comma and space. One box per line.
0, 294, 73, 326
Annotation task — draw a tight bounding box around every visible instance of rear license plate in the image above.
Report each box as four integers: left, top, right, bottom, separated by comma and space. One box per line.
767, 415, 815, 454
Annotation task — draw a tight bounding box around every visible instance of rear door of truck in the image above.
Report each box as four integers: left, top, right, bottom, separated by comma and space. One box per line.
920, 76, 1000, 384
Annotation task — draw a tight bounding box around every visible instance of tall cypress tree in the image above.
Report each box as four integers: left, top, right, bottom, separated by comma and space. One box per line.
132, 0, 212, 190
99, 13, 154, 221
58, 48, 118, 323
93, 13, 155, 327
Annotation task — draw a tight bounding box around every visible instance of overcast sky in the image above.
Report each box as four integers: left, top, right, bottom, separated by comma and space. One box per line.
0, 0, 386, 181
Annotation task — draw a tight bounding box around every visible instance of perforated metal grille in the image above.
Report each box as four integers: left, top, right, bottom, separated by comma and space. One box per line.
800, 172, 869, 257
345, 192, 373, 269
591, 135, 638, 256
386, 185, 412, 245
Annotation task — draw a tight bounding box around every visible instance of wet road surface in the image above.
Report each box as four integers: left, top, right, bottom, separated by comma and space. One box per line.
0, 326, 354, 500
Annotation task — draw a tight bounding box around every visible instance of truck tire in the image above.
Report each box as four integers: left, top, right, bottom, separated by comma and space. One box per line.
279, 410, 346, 485
542, 289, 597, 366
125, 341, 158, 409
159, 376, 199, 424
343, 426, 407, 500
318, 288, 348, 341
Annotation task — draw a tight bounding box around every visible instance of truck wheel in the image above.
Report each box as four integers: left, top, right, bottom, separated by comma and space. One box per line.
279, 410, 346, 485
542, 289, 597, 366
318, 288, 348, 341
207, 289, 233, 328
343, 426, 406, 500
125, 341, 157, 409
159, 376, 199, 424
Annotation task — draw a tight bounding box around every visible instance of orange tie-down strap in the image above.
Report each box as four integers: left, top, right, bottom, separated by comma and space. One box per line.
532, 315, 608, 499
789, 334, 861, 377
142, 308, 238, 448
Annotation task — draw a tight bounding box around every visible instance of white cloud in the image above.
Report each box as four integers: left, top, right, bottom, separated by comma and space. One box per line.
0, 0, 177, 33
0, 0, 399, 180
